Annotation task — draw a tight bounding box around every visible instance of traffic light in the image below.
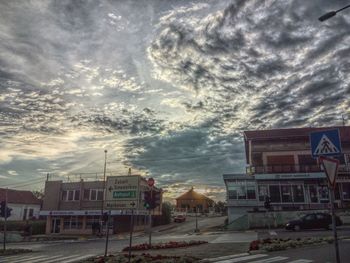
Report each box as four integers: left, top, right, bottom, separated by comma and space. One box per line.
144, 191, 152, 210
0, 201, 12, 218
264, 196, 271, 210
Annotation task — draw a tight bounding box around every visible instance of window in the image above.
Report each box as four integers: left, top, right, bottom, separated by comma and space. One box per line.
23, 208, 28, 220
237, 181, 246, 199
258, 185, 268, 201
269, 185, 281, 202
63, 216, 83, 229
62, 190, 80, 201
29, 208, 34, 218
304, 214, 316, 221
308, 185, 318, 203
281, 185, 292, 203
318, 186, 329, 202
227, 180, 256, 200
86, 216, 100, 228
292, 185, 304, 203
246, 181, 256, 199
84, 189, 104, 201
342, 183, 350, 200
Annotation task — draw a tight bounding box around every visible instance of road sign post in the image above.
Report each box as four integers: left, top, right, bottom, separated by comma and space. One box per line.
104, 210, 111, 258
311, 130, 342, 263
128, 202, 136, 263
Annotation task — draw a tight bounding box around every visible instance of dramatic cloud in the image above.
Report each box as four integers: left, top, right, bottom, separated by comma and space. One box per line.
0, 0, 349, 200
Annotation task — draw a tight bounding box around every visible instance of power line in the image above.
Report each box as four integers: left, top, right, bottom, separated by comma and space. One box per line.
1, 177, 44, 188
109, 152, 237, 163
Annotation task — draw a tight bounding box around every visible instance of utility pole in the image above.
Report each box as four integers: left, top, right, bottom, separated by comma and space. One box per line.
101, 150, 107, 236
3, 188, 8, 251
104, 210, 111, 258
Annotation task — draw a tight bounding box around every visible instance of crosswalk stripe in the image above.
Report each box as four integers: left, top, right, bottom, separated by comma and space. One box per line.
6, 255, 47, 263
61, 254, 94, 263
248, 256, 288, 263
216, 254, 268, 263
288, 260, 313, 263
34, 255, 64, 263
205, 253, 250, 262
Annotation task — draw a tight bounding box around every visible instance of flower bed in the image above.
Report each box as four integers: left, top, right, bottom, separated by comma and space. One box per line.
249, 237, 334, 252
83, 253, 199, 263
122, 240, 208, 252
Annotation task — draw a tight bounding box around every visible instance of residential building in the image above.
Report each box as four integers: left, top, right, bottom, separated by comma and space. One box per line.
0, 188, 41, 221
175, 187, 214, 213
40, 175, 162, 235
224, 126, 350, 229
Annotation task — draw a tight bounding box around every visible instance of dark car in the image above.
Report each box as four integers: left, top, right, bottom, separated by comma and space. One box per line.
174, 215, 186, 223
286, 213, 342, 231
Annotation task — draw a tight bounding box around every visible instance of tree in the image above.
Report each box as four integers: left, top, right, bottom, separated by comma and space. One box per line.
214, 201, 227, 215
32, 190, 44, 200
161, 202, 173, 224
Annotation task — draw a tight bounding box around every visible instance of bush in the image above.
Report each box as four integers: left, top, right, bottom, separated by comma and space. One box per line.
0, 220, 46, 235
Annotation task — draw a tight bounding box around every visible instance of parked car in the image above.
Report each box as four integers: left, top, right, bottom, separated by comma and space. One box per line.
174, 215, 186, 223
285, 213, 342, 231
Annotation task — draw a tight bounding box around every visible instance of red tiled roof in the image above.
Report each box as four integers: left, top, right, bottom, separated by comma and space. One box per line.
0, 188, 41, 205
244, 126, 350, 142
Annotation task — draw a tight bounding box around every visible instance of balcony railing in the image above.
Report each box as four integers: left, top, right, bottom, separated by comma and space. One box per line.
247, 164, 350, 175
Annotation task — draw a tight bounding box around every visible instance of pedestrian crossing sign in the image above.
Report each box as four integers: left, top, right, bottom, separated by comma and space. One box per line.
310, 129, 342, 158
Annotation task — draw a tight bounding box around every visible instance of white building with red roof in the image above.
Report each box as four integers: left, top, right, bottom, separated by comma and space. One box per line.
0, 188, 41, 221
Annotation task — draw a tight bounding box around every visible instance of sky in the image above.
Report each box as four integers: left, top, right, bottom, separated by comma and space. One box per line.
0, 0, 349, 202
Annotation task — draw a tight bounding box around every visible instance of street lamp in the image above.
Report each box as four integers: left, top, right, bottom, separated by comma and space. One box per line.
319, 4, 350, 22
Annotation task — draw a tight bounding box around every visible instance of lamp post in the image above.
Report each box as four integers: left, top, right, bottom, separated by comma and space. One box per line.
319, 4, 350, 22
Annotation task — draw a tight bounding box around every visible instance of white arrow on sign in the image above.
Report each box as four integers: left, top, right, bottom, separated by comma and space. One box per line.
320, 156, 339, 188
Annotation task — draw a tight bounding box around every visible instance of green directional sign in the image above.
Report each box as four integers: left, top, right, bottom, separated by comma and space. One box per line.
113, 191, 136, 199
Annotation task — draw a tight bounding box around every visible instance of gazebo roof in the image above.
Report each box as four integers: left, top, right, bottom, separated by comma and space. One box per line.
175, 187, 213, 202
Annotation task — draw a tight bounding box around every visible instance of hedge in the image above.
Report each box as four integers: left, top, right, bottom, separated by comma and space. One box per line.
0, 220, 46, 235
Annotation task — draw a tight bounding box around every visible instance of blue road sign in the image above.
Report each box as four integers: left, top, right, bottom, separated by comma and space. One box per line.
310, 129, 342, 158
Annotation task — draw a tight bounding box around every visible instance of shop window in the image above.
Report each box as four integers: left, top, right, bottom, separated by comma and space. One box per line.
63, 216, 83, 229
308, 185, 318, 203
269, 185, 281, 202
318, 186, 329, 203
227, 181, 256, 200
342, 183, 350, 200
292, 185, 304, 203
258, 185, 268, 201
281, 185, 292, 203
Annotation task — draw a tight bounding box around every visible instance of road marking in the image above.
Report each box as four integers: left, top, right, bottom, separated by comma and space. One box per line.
287, 260, 313, 263
204, 253, 250, 262
215, 254, 267, 263
5, 255, 47, 263
61, 254, 94, 263
34, 255, 64, 262
248, 256, 288, 263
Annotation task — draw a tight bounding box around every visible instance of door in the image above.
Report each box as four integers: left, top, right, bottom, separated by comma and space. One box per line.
51, 218, 61, 233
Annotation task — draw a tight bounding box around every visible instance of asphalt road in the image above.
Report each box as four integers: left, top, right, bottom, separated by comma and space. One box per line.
3, 217, 350, 263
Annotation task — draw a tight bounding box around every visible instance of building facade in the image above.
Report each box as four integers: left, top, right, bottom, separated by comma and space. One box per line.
0, 188, 41, 221
175, 187, 214, 213
224, 126, 350, 228
40, 175, 162, 235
